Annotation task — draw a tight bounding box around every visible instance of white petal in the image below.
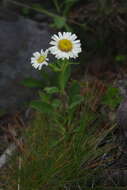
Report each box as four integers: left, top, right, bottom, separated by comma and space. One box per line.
31, 57, 35, 61
73, 40, 80, 44
38, 63, 43, 70
32, 60, 38, 64
41, 49, 44, 54
31, 58, 36, 63
50, 47, 58, 54
50, 46, 57, 50
32, 64, 39, 69
51, 34, 59, 41
58, 32, 63, 39
74, 47, 82, 53
63, 32, 68, 38
69, 52, 74, 58
70, 34, 77, 40
45, 49, 49, 54
66, 32, 71, 37
31, 60, 35, 64
49, 41, 57, 45
75, 43, 81, 47
33, 52, 40, 58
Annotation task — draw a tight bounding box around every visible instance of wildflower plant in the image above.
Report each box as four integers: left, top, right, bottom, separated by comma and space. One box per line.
31, 32, 82, 100
2, 32, 116, 190
29, 32, 84, 137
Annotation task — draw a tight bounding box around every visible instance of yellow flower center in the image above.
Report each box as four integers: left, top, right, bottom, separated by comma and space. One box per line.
58, 39, 73, 52
37, 56, 45, 63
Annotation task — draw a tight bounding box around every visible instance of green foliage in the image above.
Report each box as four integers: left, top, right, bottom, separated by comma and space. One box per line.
6, 89, 115, 190
1, 50, 116, 190
115, 55, 127, 62
3, 53, 116, 189
69, 94, 84, 109
9, 0, 78, 31
39, 91, 51, 102
31, 2, 71, 30
44, 87, 59, 94
21, 77, 43, 88
31, 100, 54, 114
28, 60, 82, 118
3, 60, 117, 189
52, 16, 66, 29
102, 86, 123, 109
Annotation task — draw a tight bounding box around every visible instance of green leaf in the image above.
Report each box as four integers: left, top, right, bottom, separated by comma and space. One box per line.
44, 87, 59, 94
52, 99, 61, 108
49, 63, 61, 72
53, 16, 66, 29
31, 100, 53, 114
115, 55, 126, 62
102, 86, 123, 109
69, 95, 84, 109
39, 91, 50, 103
21, 78, 43, 88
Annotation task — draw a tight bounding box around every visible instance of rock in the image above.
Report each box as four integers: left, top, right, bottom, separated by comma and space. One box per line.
115, 78, 127, 98
0, 12, 52, 112
117, 99, 127, 137
116, 78, 127, 136
115, 78, 127, 152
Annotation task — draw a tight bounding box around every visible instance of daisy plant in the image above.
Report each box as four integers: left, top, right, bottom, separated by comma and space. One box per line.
31, 32, 81, 95
30, 31, 83, 133
5, 32, 116, 190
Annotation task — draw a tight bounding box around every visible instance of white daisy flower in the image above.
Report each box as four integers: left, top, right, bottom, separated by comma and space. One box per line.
49, 32, 82, 60
31, 49, 49, 70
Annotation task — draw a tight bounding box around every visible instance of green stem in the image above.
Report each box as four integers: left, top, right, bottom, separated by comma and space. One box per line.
8, 0, 58, 18
52, 0, 60, 13
59, 60, 68, 94
32, 4, 57, 18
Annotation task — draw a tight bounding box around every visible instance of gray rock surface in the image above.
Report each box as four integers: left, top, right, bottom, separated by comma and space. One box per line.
115, 77, 127, 152
116, 78, 127, 130
0, 12, 52, 112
